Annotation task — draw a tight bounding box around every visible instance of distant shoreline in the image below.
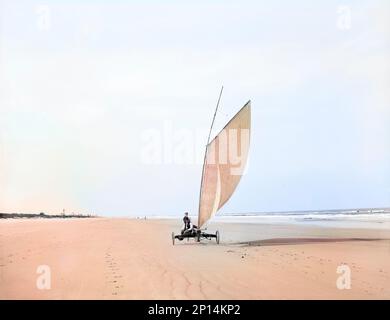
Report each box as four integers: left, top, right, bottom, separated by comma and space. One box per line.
0, 213, 96, 219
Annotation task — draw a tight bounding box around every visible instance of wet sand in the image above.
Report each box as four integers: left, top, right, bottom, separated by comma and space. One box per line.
0, 218, 389, 299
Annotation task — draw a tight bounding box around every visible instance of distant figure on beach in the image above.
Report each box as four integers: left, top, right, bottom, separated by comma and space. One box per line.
182, 212, 197, 234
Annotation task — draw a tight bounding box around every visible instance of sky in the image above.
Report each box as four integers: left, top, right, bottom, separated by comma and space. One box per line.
0, 0, 389, 216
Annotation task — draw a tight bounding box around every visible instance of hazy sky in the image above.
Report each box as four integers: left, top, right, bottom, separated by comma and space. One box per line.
0, 0, 389, 216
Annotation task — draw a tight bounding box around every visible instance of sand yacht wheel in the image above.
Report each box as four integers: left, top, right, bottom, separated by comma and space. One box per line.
171, 232, 175, 245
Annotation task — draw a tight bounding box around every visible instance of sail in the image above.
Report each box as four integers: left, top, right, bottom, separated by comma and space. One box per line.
198, 101, 251, 228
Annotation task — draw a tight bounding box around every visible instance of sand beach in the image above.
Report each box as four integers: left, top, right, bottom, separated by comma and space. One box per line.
1, 217, 389, 299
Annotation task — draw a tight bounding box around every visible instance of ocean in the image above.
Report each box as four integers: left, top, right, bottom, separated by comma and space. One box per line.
212, 209, 390, 229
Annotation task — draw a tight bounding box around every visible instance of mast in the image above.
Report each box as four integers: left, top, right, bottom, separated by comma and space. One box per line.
206, 86, 224, 146
197, 86, 224, 228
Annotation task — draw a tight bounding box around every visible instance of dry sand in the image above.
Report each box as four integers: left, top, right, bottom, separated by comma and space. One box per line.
1, 218, 389, 299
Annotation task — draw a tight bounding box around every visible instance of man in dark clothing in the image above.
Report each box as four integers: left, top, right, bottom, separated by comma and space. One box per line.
182, 212, 197, 234
183, 212, 191, 229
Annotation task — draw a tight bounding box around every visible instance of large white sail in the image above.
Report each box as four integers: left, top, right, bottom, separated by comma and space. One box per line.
198, 101, 251, 228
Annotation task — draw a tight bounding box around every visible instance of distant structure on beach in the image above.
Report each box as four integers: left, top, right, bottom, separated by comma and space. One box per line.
0, 211, 97, 219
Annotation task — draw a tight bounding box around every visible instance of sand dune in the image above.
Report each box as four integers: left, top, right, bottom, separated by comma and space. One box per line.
0, 218, 389, 299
